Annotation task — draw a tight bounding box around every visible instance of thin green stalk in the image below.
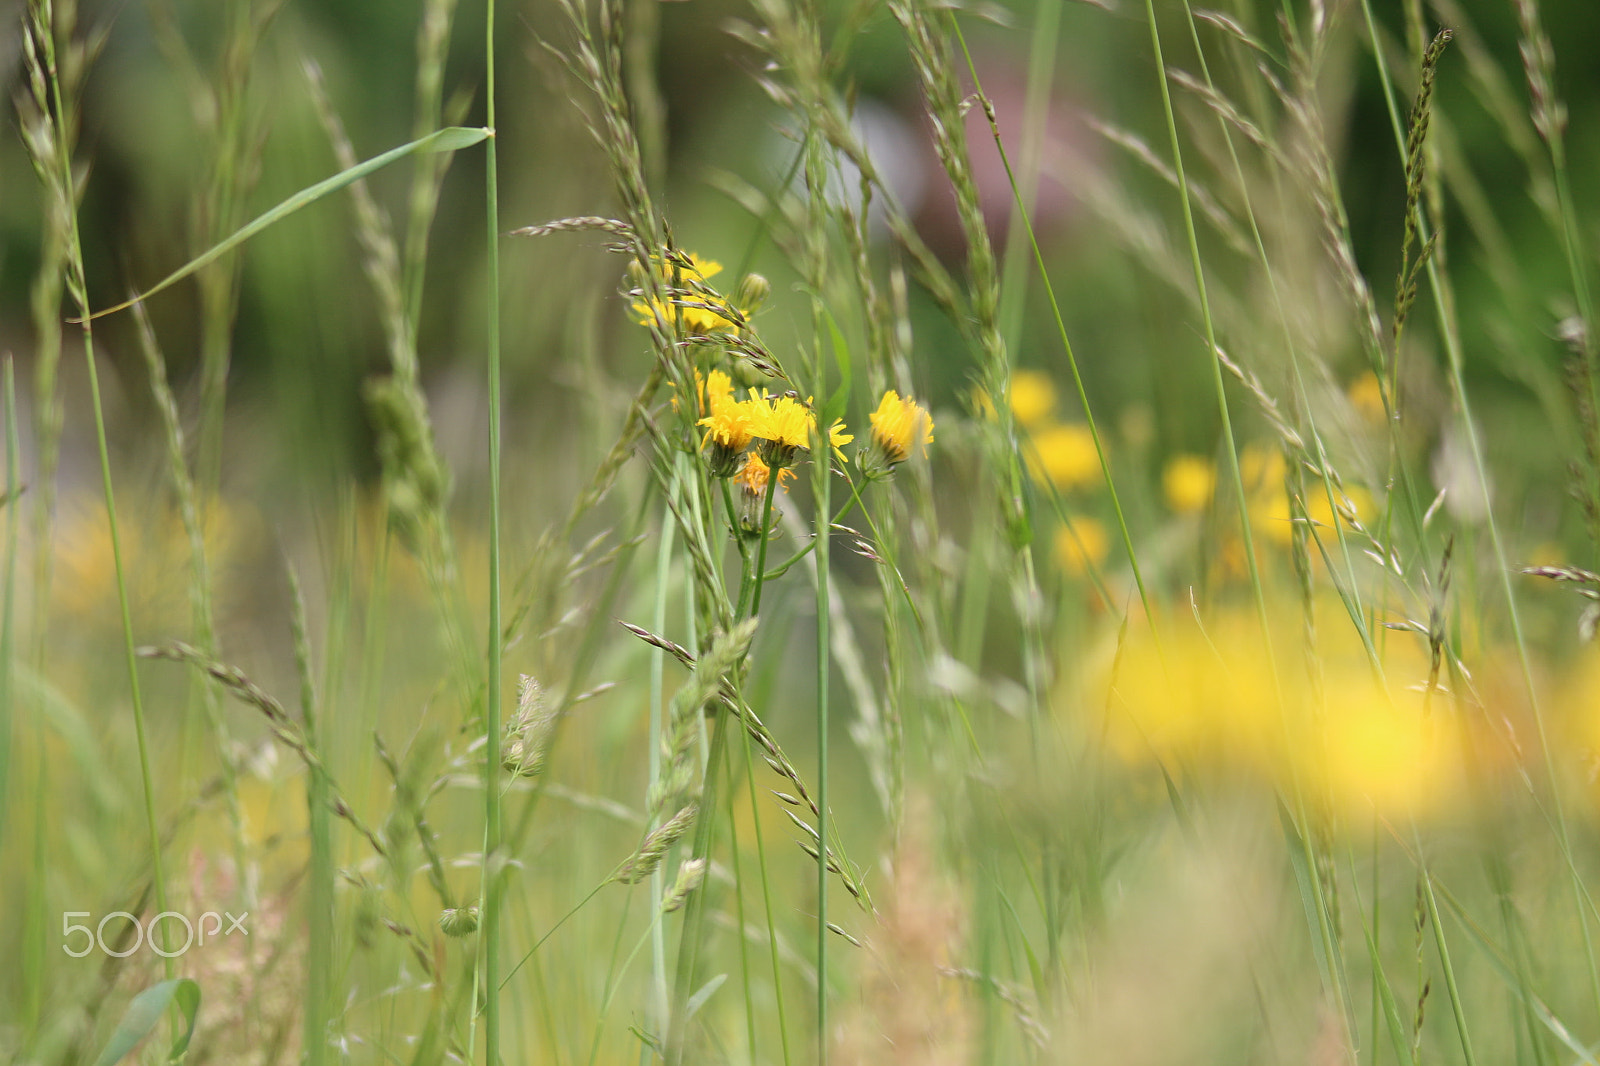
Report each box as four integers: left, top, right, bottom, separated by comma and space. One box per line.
761, 475, 866, 582
748, 472, 780, 617
1, 358, 17, 857
1419, 864, 1479, 1066
650, 495, 678, 1033
482, 0, 505, 1058
588, 909, 659, 1066
735, 689, 794, 1066
587, 893, 641, 1066
1178, 0, 1369, 629
812, 442, 831, 1066
289, 567, 332, 1066
722, 734, 758, 1063
34, 0, 173, 970
666, 698, 733, 1064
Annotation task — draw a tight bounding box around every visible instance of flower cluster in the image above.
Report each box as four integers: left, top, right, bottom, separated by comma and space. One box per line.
646, 252, 937, 537
694, 387, 853, 483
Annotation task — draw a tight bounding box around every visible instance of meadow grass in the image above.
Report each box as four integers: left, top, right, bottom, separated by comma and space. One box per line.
11, 0, 1600, 1063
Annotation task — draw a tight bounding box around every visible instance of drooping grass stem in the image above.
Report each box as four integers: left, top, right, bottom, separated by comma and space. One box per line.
482, 0, 505, 1057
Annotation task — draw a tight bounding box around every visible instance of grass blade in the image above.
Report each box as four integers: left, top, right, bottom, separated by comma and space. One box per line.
79, 125, 490, 322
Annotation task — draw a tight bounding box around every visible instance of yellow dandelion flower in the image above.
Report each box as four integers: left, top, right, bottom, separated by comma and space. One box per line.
747, 393, 814, 467
866, 390, 934, 469
1162, 454, 1216, 514
1027, 423, 1098, 490
670, 367, 737, 417
1009, 370, 1057, 429
1054, 517, 1108, 578
697, 397, 756, 478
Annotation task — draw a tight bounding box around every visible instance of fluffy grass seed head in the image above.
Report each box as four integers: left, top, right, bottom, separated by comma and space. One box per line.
631, 251, 741, 336
861, 390, 934, 477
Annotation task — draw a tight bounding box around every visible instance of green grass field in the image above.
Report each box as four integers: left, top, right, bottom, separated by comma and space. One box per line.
8, 0, 1600, 1062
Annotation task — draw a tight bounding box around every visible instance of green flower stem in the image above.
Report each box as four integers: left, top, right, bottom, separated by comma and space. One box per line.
760, 474, 868, 582
747, 468, 781, 618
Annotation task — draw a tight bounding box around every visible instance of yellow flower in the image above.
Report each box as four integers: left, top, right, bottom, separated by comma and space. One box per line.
827, 417, 854, 462
733, 453, 795, 530
671, 368, 736, 418
1303, 483, 1373, 533
747, 393, 814, 467
1009, 370, 1057, 429
1027, 423, 1098, 490
631, 251, 740, 335
734, 452, 795, 497
1238, 442, 1286, 493
1098, 598, 1470, 816
1347, 370, 1387, 423
696, 397, 756, 478
1163, 454, 1216, 514
867, 390, 934, 466
1239, 443, 1292, 545
1054, 517, 1108, 578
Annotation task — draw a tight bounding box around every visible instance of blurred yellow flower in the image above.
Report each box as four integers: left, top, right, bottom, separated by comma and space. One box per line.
1303, 483, 1373, 534
1101, 604, 1466, 816
1347, 370, 1387, 423
1315, 676, 1450, 815
671, 367, 737, 419
1009, 370, 1057, 429
1028, 423, 1100, 490
1239, 443, 1286, 494
1163, 454, 1216, 514
1054, 517, 1108, 577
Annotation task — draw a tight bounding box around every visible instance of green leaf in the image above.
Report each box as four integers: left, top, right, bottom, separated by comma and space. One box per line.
80, 126, 492, 322
92, 978, 201, 1066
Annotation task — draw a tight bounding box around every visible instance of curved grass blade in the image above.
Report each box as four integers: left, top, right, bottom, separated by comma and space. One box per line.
78, 126, 491, 323
91, 978, 201, 1066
